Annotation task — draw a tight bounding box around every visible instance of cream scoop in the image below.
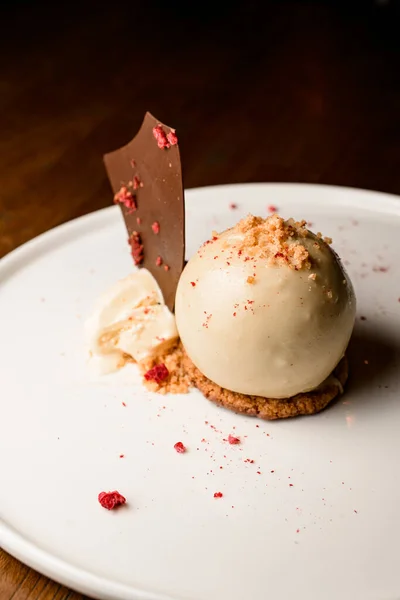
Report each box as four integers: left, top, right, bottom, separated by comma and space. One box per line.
85, 269, 178, 374
175, 214, 356, 399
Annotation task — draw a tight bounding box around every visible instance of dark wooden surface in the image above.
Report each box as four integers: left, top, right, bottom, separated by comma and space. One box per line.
1, 1, 399, 598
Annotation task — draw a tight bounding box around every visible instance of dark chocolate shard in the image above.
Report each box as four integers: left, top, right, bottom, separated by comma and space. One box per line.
103, 112, 185, 311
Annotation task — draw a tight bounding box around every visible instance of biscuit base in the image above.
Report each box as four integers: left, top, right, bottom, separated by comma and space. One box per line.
181, 351, 348, 420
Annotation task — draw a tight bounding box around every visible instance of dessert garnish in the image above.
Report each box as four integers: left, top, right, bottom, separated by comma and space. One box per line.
104, 112, 185, 310
98, 490, 126, 510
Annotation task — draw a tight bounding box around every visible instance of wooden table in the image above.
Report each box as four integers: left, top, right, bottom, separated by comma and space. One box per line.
1, 1, 399, 598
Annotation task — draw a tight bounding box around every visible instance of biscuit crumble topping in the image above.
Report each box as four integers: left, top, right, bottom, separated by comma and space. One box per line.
231, 215, 313, 270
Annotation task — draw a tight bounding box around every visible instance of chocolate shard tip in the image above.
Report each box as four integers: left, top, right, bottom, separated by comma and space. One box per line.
103, 112, 185, 311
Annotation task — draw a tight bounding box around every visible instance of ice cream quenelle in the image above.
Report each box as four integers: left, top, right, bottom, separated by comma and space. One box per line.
175, 214, 356, 400
86, 269, 178, 374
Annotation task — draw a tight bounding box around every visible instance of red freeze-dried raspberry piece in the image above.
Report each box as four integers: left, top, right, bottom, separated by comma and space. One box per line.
133, 176, 141, 190
128, 232, 144, 265
152, 221, 160, 234
267, 204, 278, 213
214, 492, 223, 498
114, 186, 137, 210
156, 255, 163, 266
174, 442, 186, 453
228, 434, 240, 445
153, 125, 170, 149
144, 363, 169, 383
167, 130, 178, 146
98, 490, 126, 510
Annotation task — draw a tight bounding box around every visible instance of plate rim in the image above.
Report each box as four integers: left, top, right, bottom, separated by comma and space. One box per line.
1, 182, 400, 274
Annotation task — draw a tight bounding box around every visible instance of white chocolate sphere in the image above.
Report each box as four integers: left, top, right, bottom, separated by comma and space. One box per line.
175, 215, 356, 399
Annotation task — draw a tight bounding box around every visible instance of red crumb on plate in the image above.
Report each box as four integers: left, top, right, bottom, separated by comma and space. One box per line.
98, 491, 126, 510
214, 492, 223, 498
228, 434, 240, 445
229, 203, 238, 210
267, 205, 278, 213
156, 256, 163, 266
174, 442, 186, 453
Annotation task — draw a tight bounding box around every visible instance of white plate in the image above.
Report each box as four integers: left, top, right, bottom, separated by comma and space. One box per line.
1, 183, 400, 600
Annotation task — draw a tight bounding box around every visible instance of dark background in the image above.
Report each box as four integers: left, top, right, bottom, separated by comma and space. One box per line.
1, 0, 400, 261
0, 0, 400, 597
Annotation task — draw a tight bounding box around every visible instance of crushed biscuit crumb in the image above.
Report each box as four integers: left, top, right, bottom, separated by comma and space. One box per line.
229, 215, 312, 270
138, 343, 191, 394
247, 276, 255, 284
136, 343, 348, 420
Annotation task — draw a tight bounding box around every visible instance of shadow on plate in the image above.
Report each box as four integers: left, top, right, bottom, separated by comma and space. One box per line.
345, 324, 400, 404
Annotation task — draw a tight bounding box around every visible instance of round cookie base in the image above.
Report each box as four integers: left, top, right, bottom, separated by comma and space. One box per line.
182, 352, 349, 420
